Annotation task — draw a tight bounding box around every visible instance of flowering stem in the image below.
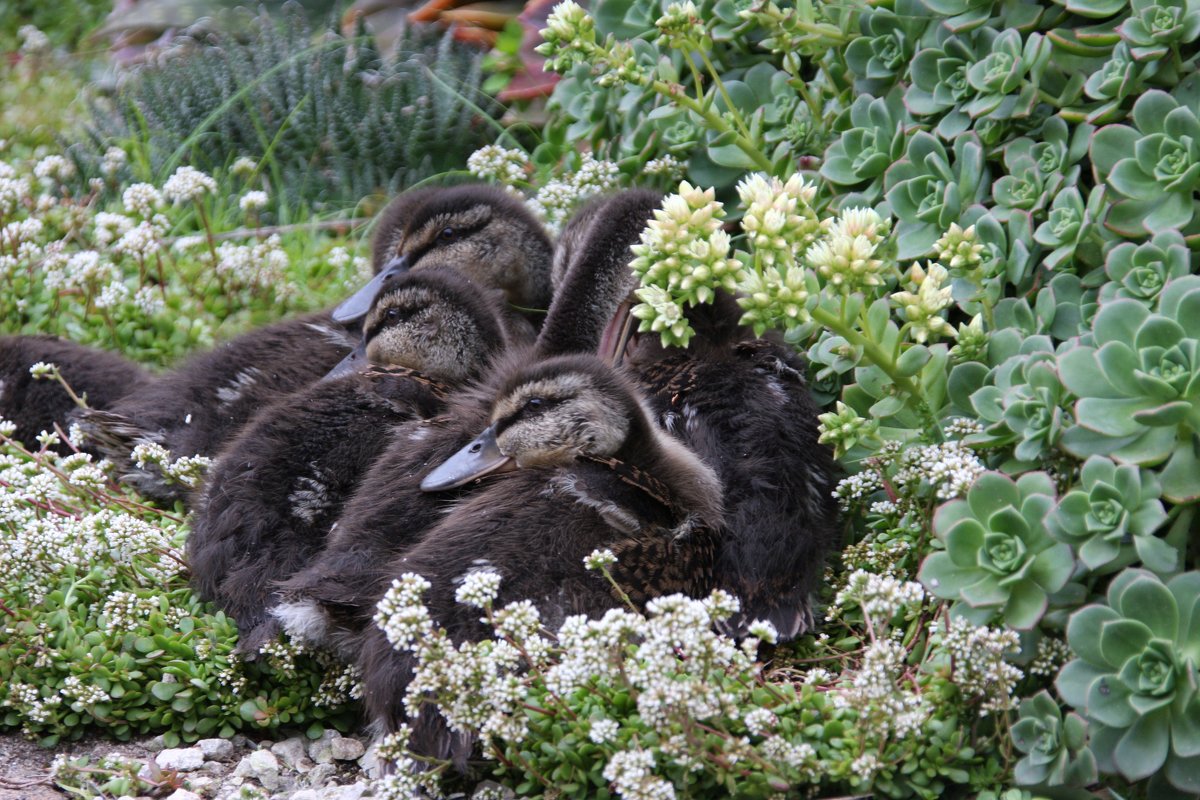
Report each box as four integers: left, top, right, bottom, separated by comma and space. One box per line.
809, 305, 925, 411
193, 200, 219, 269
696, 49, 754, 142
648, 79, 773, 172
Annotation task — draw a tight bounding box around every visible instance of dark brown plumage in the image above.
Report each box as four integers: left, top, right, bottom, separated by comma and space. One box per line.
188, 270, 518, 654
356, 354, 723, 746
0, 335, 150, 454
270, 191, 661, 653
76, 183, 553, 505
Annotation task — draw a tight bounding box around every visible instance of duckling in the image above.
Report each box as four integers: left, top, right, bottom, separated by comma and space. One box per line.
188, 269, 517, 654
555, 191, 839, 640
0, 335, 150, 454
357, 353, 724, 739
334, 183, 554, 329
268, 190, 661, 652
78, 183, 554, 505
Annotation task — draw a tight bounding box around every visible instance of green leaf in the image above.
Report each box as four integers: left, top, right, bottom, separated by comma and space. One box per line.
1114, 708, 1170, 781
1004, 581, 1048, 629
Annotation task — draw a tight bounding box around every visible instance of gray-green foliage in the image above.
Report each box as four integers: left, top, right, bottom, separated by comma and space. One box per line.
78, 8, 500, 210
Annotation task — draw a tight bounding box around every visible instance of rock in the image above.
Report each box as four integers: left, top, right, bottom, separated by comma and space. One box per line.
305, 763, 338, 787
199, 760, 225, 774
324, 782, 370, 800
165, 790, 203, 800
156, 747, 205, 772
185, 775, 216, 792
357, 744, 381, 780
198, 738, 236, 761
235, 750, 281, 791
271, 736, 313, 772
145, 735, 166, 751
330, 737, 365, 761
230, 734, 254, 749
305, 730, 339, 765
288, 791, 321, 800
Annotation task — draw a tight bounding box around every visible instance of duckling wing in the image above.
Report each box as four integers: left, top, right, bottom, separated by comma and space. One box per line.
635, 339, 840, 640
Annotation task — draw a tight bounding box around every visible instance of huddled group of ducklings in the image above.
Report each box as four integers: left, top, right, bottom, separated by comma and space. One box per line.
0, 184, 839, 757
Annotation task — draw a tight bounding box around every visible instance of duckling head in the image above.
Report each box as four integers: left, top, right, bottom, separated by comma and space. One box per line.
335, 184, 553, 322
324, 270, 508, 384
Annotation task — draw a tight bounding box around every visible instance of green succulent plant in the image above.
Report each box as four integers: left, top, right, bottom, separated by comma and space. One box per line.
1059, 276, 1200, 503
1081, 43, 1150, 124
1045, 456, 1174, 573
1117, 0, 1200, 60
1091, 90, 1200, 235
963, 29, 1051, 120
1056, 569, 1200, 792
962, 349, 1074, 470
884, 132, 989, 260
1010, 690, 1098, 787
821, 88, 915, 203
1097, 229, 1191, 304
905, 30, 989, 139
844, 0, 929, 93
919, 471, 1073, 630
1032, 185, 1106, 271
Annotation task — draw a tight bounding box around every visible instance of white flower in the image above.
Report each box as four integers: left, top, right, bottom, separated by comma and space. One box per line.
34, 155, 74, 184
101, 147, 127, 177
326, 246, 351, 269
643, 155, 683, 178
239, 190, 268, 212
455, 569, 503, 609
231, 156, 258, 177
18, 25, 50, 54
162, 166, 217, 204
113, 221, 162, 259
584, 548, 617, 570
95, 280, 130, 309
122, 183, 163, 217
589, 717, 619, 743
467, 145, 529, 186
28, 361, 58, 379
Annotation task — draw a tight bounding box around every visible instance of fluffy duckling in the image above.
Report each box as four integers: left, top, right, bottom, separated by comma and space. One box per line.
334, 183, 554, 327
358, 353, 724, 739
0, 335, 150, 454
188, 269, 517, 654
555, 191, 839, 640
269, 191, 662, 652
78, 183, 554, 505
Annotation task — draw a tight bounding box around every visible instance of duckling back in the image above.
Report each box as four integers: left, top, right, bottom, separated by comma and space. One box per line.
0, 335, 150, 454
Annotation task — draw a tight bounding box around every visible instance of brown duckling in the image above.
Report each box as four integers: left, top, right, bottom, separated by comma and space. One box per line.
188, 269, 518, 654
0, 335, 150, 454
77, 183, 554, 505
358, 353, 724, 740
269, 190, 663, 653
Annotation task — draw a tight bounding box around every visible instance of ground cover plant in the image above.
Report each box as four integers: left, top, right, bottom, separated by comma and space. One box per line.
2, 0, 1200, 797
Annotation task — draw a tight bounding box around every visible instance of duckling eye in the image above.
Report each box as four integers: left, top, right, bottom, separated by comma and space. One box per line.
439, 227, 456, 241
385, 308, 401, 320
523, 397, 545, 412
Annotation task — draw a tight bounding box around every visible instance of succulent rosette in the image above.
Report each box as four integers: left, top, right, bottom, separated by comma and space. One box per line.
1045, 456, 1174, 573
1057, 569, 1200, 792
884, 132, 988, 259
1059, 276, 1200, 502
1091, 90, 1200, 235
1011, 690, 1097, 787
1097, 229, 1191, 305
919, 472, 1072, 629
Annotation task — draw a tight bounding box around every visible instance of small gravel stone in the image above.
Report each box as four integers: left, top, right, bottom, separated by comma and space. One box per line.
357, 744, 380, 779
305, 762, 338, 787
330, 737, 365, 761
157, 747, 205, 771
198, 738, 236, 761
306, 730, 339, 765
324, 782, 370, 800
289, 791, 321, 800
165, 790, 203, 800
235, 749, 281, 791
271, 736, 313, 772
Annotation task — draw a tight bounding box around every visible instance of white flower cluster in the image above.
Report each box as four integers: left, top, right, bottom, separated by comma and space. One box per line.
231, 156, 258, 177
589, 717, 620, 744
527, 153, 622, 233
0, 171, 33, 217
455, 568, 503, 609
944, 417, 985, 439
18, 25, 51, 54
891, 262, 956, 343
833, 470, 883, 510
101, 147, 127, 178
603, 748, 677, 800
239, 190, 269, 213
114, 219, 166, 260
100, 590, 160, 634
830, 569, 924, 627
629, 182, 741, 346
162, 166, 217, 204
804, 207, 892, 294
212, 234, 289, 292
129, 442, 213, 488
941, 617, 1022, 715
122, 183, 164, 217
643, 155, 683, 179
315, 660, 363, 707
830, 639, 928, 745
34, 155, 75, 185
894, 441, 986, 500
93, 211, 134, 247
4, 682, 61, 727
467, 145, 530, 186
737, 173, 820, 269
59, 675, 111, 708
